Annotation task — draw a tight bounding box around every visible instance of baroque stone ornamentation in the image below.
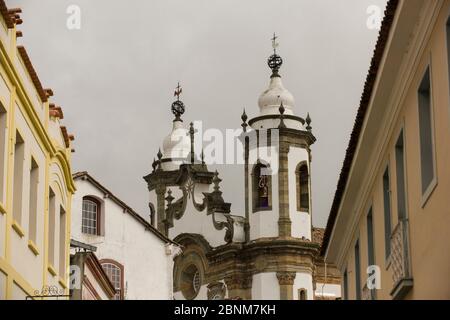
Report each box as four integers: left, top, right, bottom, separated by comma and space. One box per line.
276, 272, 296, 285
224, 275, 252, 290
207, 282, 227, 300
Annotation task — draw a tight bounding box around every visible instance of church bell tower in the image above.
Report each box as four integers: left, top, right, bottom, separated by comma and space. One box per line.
240, 34, 317, 299
242, 34, 316, 241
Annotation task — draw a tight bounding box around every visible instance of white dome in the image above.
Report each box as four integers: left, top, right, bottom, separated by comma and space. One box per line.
258, 77, 295, 116
162, 120, 190, 161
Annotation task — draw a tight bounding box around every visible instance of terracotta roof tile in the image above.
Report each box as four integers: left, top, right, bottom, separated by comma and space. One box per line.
17, 46, 48, 102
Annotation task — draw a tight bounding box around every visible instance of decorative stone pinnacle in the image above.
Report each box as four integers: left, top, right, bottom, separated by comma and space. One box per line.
188, 122, 197, 164
165, 189, 174, 207
241, 108, 248, 132
306, 113, 312, 131
152, 158, 157, 172
157, 148, 162, 160
201, 149, 205, 165
156, 149, 163, 171
278, 102, 286, 129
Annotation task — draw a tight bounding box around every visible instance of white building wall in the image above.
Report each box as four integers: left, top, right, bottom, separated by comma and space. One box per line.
288, 147, 311, 240
72, 179, 174, 300
293, 272, 314, 300
252, 273, 280, 300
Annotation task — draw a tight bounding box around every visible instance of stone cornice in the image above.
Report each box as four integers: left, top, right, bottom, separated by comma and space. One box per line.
144, 164, 215, 191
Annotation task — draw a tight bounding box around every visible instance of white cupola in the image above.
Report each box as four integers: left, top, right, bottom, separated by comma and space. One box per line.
156, 82, 191, 171
161, 120, 190, 163
258, 77, 295, 116
249, 35, 308, 131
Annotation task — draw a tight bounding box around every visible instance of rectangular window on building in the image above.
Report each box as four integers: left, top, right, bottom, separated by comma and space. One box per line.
48, 188, 56, 267
354, 240, 361, 300
343, 268, 349, 300
0, 103, 6, 203
13, 132, 25, 225
367, 209, 375, 267
28, 158, 39, 243
395, 131, 407, 221
367, 209, 376, 300
59, 206, 66, 277
383, 167, 392, 259
418, 67, 436, 199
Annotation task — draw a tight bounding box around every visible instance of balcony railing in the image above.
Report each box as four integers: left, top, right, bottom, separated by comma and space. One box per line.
389, 219, 413, 299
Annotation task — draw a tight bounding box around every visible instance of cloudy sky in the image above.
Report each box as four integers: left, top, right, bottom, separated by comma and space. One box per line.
9, 0, 387, 227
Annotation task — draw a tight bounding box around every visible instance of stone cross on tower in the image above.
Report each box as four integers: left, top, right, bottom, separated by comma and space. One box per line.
271, 33, 279, 54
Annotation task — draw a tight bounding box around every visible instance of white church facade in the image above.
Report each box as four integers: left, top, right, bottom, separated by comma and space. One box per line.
144, 39, 341, 300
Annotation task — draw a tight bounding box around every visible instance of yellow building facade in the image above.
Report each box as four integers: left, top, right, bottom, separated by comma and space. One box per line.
323, 0, 450, 300
0, 1, 75, 299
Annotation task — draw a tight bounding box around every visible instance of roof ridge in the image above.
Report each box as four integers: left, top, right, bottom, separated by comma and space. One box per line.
321, 0, 400, 256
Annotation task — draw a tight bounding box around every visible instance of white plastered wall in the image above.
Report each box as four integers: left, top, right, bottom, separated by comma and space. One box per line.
288, 147, 311, 240
293, 272, 314, 300
72, 179, 174, 300
248, 145, 279, 240
252, 272, 280, 300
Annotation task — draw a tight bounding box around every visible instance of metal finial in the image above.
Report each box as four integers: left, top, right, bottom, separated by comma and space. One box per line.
171, 82, 185, 121
306, 113, 312, 131
241, 108, 248, 132
268, 33, 283, 78
174, 82, 182, 101
271, 33, 279, 54
278, 102, 286, 129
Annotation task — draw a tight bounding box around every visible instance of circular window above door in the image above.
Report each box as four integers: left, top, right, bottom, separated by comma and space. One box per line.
181, 264, 202, 300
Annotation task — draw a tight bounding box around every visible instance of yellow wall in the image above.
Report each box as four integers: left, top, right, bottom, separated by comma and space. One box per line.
341, 0, 450, 300
0, 14, 75, 300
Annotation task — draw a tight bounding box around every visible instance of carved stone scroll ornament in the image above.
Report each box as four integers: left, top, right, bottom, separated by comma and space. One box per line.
212, 212, 234, 244
165, 171, 236, 244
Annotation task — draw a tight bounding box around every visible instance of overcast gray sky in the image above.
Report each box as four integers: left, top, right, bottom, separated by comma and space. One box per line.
9, 0, 387, 227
